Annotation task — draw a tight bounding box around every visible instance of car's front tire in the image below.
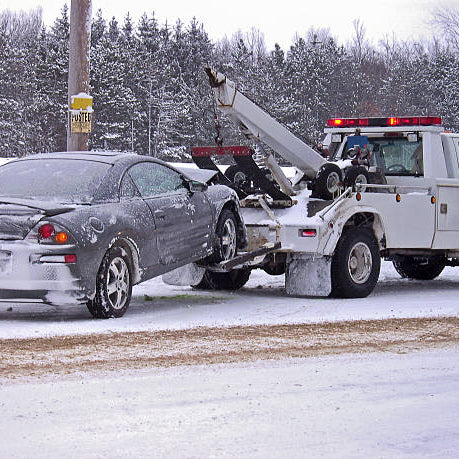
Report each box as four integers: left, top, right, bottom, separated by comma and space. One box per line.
194, 209, 251, 290
87, 246, 133, 319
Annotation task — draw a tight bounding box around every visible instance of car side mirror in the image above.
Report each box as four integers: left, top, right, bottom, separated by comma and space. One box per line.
187, 180, 208, 193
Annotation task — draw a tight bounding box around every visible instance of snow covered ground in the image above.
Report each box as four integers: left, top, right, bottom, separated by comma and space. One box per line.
2, 260, 458, 457
1, 348, 458, 458
0, 261, 458, 339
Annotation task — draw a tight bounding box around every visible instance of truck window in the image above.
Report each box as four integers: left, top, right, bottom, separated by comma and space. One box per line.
347, 137, 423, 176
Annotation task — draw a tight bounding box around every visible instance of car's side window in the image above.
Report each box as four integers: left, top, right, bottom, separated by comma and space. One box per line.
119, 173, 141, 199
128, 162, 187, 198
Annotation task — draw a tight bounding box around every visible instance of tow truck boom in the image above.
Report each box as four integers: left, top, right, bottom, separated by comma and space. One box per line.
205, 68, 326, 180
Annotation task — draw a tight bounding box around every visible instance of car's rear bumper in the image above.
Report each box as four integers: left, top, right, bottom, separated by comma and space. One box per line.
0, 241, 87, 305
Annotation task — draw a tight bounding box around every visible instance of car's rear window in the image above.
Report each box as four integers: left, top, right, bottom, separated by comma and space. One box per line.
0, 159, 111, 203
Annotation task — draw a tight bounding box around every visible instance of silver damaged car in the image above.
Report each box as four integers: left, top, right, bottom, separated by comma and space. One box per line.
0, 152, 248, 318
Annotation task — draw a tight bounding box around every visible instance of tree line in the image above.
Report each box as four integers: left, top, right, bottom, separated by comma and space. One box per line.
0, 5, 458, 160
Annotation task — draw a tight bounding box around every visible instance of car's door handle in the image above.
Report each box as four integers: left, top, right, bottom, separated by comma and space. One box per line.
154, 210, 166, 219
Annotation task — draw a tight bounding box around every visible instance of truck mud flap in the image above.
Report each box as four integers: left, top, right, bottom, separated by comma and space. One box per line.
285, 253, 332, 297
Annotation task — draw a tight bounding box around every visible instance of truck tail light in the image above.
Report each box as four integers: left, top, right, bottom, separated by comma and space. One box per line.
299, 229, 317, 237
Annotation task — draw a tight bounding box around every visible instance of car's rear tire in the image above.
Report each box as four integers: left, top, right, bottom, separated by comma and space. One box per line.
331, 227, 380, 298
393, 255, 446, 280
87, 246, 133, 319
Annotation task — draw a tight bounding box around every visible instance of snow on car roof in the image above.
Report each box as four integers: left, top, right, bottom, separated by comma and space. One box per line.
11, 151, 141, 165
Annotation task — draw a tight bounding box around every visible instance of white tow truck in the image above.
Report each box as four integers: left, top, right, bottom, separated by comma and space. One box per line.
171, 69, 459, 298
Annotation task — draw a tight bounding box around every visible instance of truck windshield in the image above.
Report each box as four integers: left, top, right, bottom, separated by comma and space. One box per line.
367, 137, 423, 176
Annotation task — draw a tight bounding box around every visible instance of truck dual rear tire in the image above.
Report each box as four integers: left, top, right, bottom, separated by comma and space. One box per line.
393, 255, 446, 280
331, 227, 380, 298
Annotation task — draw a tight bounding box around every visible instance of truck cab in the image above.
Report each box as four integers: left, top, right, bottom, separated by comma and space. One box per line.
323, 116, 448, 183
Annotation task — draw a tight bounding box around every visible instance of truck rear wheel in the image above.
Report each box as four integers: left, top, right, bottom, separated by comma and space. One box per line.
331, 227, 380, 298
392, 255, 446, 280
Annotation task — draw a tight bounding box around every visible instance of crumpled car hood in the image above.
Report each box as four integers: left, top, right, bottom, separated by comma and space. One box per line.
174, 166, 219, 184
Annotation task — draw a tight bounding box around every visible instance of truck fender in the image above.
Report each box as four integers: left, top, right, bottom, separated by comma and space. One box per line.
320, 207, 386, 256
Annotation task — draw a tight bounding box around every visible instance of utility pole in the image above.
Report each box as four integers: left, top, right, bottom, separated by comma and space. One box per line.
67, 0, 92, 151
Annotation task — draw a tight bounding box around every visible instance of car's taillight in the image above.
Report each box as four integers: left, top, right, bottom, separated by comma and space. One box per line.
36, 223, 71, 244
55, 232, 69, 244
38, 223, 55, 240
39, 254, 77, 264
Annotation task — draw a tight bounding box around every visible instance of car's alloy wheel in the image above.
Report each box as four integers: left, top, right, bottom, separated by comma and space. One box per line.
220, 217, 237, 261
106, 256, 130, 311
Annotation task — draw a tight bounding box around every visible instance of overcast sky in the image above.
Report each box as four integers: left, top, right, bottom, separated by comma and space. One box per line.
0, 0, 457, 49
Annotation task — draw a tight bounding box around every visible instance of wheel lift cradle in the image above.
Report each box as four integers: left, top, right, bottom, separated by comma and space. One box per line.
189, 145, 334, 297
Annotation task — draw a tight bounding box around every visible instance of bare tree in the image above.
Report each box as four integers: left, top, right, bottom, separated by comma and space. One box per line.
349, 19, 370, 63
0, 8, 43, 43
431, 6, 459, 53
244, 27, 267, 65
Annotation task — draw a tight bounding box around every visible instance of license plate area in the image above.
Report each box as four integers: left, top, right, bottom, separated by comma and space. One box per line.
0, 251, 12, 274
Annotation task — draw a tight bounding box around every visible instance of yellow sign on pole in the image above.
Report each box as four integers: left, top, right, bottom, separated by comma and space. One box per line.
70, 110, 92, 133
69, 92, 93, 133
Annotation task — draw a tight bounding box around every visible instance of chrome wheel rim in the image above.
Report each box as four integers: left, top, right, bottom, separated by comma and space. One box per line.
327, 171, 341, 194
221, 218, 237, 260
347, 242, 372, 284
106, 257, 130, 310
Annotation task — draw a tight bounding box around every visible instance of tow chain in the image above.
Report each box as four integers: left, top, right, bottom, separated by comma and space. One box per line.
212, 100, 223, 147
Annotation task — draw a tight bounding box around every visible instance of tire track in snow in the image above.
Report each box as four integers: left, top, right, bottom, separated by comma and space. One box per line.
1, 317, 458, 383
